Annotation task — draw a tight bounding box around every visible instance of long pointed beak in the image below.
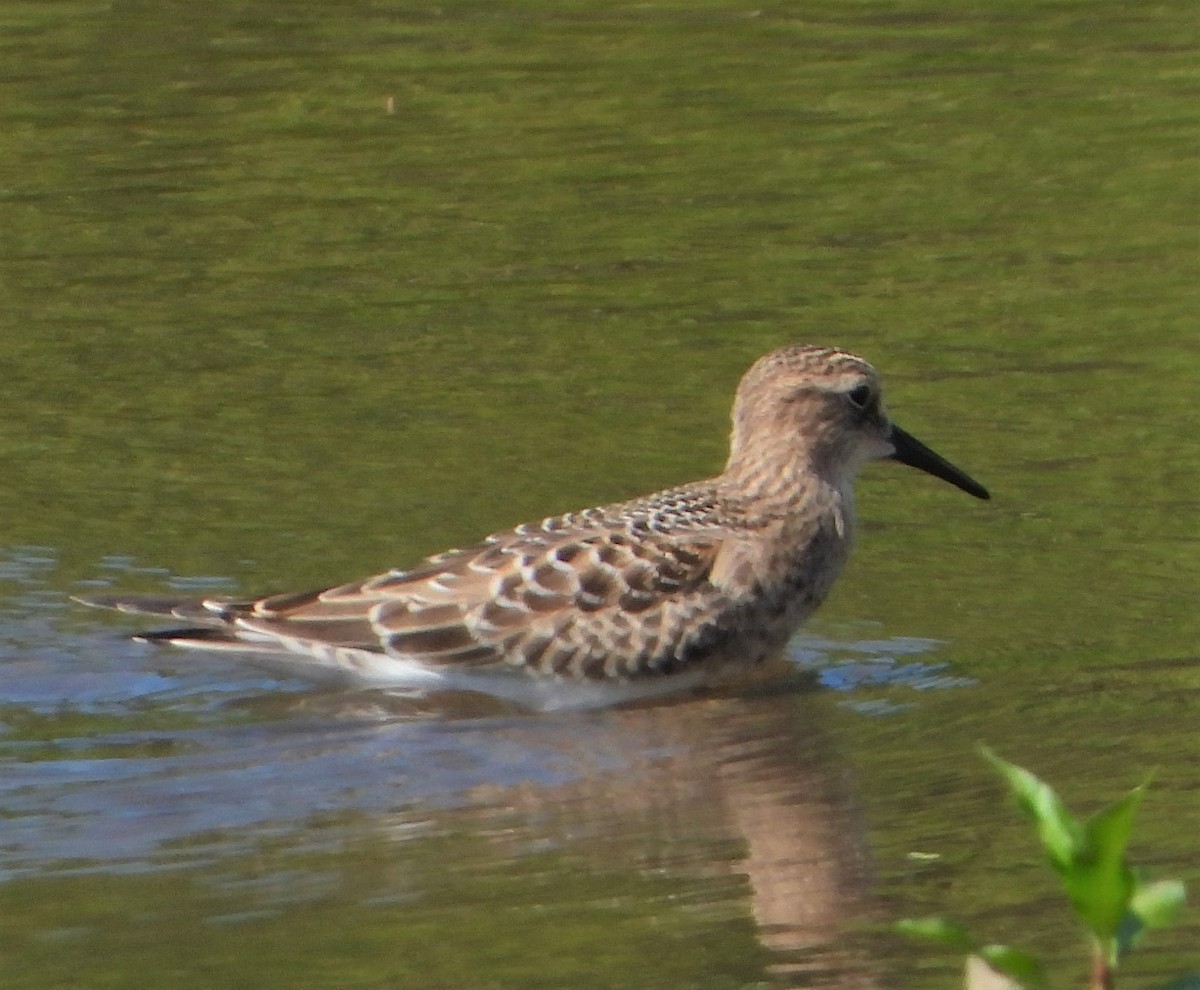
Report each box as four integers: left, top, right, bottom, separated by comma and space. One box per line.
889, 424, 990, 500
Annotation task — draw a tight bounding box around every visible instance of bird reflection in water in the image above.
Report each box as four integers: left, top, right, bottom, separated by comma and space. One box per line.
335, 682, 881, 988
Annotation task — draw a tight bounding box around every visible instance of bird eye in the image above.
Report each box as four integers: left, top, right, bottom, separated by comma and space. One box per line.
847, 384, 873, 409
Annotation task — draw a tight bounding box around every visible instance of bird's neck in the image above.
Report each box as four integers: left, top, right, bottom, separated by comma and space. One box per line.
709, 460, 856, 609
717, 450, 857, 550
724, 441, 837, 501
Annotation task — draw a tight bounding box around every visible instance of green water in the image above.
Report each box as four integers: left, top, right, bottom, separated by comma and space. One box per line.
1, 1, 1198, 987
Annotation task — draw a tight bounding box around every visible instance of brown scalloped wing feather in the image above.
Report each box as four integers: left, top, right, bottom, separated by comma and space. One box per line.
223, 526, 727, 679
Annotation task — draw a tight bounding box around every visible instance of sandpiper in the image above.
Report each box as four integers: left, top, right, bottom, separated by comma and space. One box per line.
76, 344, 989, 710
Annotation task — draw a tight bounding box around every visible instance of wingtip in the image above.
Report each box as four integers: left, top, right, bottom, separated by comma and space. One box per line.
70, 593, 211, 619
71, 592, 126, 610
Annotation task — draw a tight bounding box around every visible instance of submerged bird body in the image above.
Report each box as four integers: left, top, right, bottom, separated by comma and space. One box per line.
77, 345, 989, 710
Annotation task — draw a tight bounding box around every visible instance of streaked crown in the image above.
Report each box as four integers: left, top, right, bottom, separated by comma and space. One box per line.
725, 344, 892, 486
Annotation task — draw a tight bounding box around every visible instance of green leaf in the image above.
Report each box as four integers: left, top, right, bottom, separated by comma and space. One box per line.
1120, 879, 1188, 956
1086, 786, 1142, 864
1132, 878, 1186, 929
980, 748, 1083, 871
895, 916, 975, 951
1062, 786, 1142, 939
978, 944, 1047, 988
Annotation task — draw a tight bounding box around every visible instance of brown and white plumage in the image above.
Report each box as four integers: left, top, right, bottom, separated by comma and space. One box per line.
76, 345, 989, 710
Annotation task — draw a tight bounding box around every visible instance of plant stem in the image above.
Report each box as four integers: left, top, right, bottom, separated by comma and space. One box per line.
1090, 945, 1114, 990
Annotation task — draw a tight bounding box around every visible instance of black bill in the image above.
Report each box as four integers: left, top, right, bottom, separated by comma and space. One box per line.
889, 424, 990, 500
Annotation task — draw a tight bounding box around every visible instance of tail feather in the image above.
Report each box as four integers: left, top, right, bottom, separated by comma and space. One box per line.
74, 591, 457, 690
134, 626, 219, 642
75, 593, 290, 654
74, 593, 383, 684
134, 626, 302, 657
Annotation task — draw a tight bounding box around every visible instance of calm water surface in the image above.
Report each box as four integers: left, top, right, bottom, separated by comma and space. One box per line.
1, 2, 1198, 988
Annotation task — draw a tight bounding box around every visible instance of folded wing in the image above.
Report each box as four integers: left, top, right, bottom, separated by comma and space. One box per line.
78, 511, 737, 682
